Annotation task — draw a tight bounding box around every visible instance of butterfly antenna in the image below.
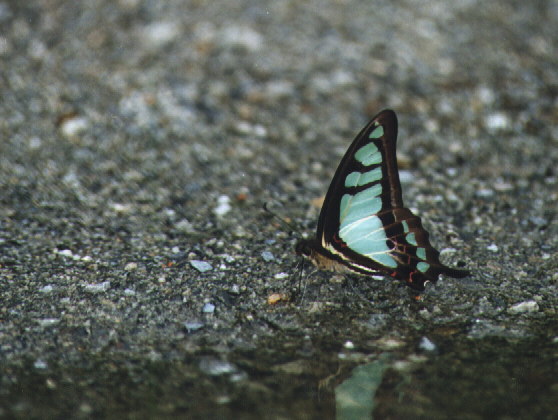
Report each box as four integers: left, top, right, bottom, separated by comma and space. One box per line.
296, 258, 307, 304
263, 202, 299, 236
263, 202, 309, 304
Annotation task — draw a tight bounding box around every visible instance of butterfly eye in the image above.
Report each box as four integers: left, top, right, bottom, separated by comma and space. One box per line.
295, 240, 312, 257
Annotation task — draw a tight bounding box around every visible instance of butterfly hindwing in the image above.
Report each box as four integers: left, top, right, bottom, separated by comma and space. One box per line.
306, 109, 468, 291
384, 208, 468, 289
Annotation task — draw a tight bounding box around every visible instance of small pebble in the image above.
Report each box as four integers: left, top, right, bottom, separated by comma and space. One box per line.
46, 378, 57, 389
530, 216, 547, 227
234, 121, 267, 137
184, 321, 204, 332
79, 403, 93, 415
190, 260, 213, 272
476, 188, 494, 198
267, 293, 288, 305
343, 341, 355, 350
39, 285, 54, 293
375, 337, 405, 350
29, 136, 42, 149
202, 303, 215, 313
487, 244, 499, 252
38, 318, 59, 327
60, 116, 88, 137
58, 249, 73, 257
265, 80, 294, 98
494, 181, 513, 192
219, 25, 263, 51
143, 21, 181, 47
261, 251, 274, 262
214, 195, 231, 217
364, 313, 389, 329
199, 358, 236, 376
485, 112, 510, 131
84, 281, 111, 293
34, 359, 48, 369
124, 262, 138, 271
110, 203, 131, 213
508, 300, 539, 314
419, 336, 436, 352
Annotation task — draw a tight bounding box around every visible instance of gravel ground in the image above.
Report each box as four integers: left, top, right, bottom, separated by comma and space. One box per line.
1, 0, 557, 417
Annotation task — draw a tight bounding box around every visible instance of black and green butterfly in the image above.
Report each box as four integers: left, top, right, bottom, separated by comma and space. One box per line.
296, 109, 469, 291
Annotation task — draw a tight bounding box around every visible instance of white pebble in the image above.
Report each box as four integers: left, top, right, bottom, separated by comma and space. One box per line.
343, 340, 355, 350
39, 285, 54, 293
38, 318, 59, 327
213, 195, 231, 217
199, 358, 236, 376
58, 249, 73, 257
190, 260, 212, 273
124, 262, 138, 271
476, 188, 494, 198
60, 116, 88, 137
419, 336, 436, 352
261, 251, 274, 262
219, 26, 263, 51
184, 321, 204, 332
84, 281, 110, 293
485, 112, 510, 131
265, 80, 294, 98
110, 202, 131, 213
144, 21, 181, 47
202, 303, 215, 313
508, 300, 539, 314
34, 359, 48, 369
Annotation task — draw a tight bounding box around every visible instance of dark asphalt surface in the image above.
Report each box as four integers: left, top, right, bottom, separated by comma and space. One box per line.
1, 0, 557, 417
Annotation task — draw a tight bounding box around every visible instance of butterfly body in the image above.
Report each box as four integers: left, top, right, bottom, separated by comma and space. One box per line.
296, 109, 468, 291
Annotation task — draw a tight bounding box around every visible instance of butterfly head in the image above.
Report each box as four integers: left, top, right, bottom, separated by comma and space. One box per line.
295, 238, 314, 258
295, 238, 352, 273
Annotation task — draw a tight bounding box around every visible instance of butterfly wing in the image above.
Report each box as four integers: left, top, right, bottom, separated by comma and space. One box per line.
316, 109, 468, 290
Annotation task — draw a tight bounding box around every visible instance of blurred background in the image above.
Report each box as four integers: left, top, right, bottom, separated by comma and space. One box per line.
0, 0, 556, 418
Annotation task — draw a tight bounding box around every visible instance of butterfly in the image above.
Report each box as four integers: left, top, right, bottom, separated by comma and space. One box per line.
295, 109, 469, 291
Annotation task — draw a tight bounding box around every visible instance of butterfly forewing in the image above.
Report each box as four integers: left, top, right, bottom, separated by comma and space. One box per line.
317, 110, 401, 247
